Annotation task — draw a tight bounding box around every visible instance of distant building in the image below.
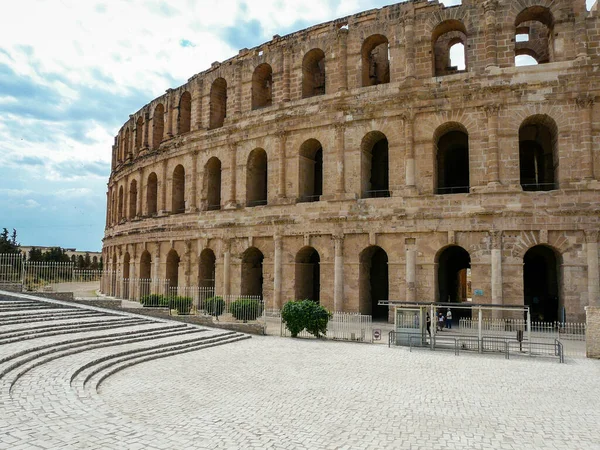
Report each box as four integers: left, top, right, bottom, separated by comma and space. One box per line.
20, 246, 102, 266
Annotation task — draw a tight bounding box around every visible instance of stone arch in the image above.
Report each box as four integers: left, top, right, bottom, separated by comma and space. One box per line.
178, 91, 192, 134
523, 244, 563, 322
135, 116, 144, 150
433, 122, 470, 194
359, 245, 389, 320
146, 172, 158, 216
241, 247, 264, 298
140, 250, 152, 279
128, 179, 138, 219
302, 48, 326, 98
432, 20, 468, 76
152, 103, 165, 149
298, 139, 323, 203
198, 248, 216, 289
360, 131, 389, 198
513, 6, 555, 65
205, 157, 222, 210
209, 78, 227, 129
252, 63, 273, 110
512, 231, 571, 260
435, 245, 471, 318
172, 164, 185, 213
519, 114, 559, 191
361, 34, 390, 87
123, 128, 131, 159
166, 249, 180, 289
246, 148, 268, 207
295, 246, 320, 302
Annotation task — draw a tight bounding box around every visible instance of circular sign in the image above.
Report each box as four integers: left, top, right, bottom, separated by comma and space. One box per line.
373, 329, 381, 340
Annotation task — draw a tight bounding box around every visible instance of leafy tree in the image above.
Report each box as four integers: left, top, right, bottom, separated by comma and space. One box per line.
0, 228, 20, 253
84, 252, 91, 269
281, 300, 332, 338
28, 247, 44, 261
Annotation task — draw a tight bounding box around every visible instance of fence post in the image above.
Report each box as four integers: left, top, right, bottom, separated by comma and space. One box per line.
527, 309, 532, 356
478, 307, 483, 353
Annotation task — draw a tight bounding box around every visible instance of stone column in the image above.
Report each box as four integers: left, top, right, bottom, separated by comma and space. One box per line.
165, 89, 173, 139
335, 123, 346, 194
226, 140, 237, 208
586, 231, 599, 307
137, 167, 144, 218
333, 233, 344, 312
143, 112, 149, 148
403, 113, 416, 188
277, 130, 287, 199
405, 238, 416, 303
337, 28, 348, 91
194, 78, 204, 130
153, 245, 161, 282
235, 61, 243, 115
575, 15, 589, 59
490, 231, 503, 318
273, 234, 283, 309
123, 175, 129, 221
404, 15, 416, 78
282, 46, 291, 102
485, 104, 501, 185
577, 95, 595, 180
160, 159, 168, 214
190, 151, 198, 212
105, 191, 110, 228
483, 0, 498, 68
184, 240, 192, 287
222, 239, 231, 296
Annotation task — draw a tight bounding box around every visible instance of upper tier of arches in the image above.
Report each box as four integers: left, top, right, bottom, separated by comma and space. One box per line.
110, 0, 594, 168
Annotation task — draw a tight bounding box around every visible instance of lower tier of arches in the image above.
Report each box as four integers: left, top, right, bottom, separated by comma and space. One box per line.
102, 228, 600, 323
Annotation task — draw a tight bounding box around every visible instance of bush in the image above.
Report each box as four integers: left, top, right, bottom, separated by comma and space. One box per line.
169, 296, 193, 315
140, 294, 169, 307
230, 297, 263, 321
202, 296, 225, 316
281, 300, 332, 338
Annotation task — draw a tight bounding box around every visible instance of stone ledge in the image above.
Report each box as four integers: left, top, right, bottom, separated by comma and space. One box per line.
585, 306, 600, 359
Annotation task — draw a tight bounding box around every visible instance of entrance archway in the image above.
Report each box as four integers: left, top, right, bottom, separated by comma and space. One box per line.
198, 249, 216, 289
524, 245, 561, 322
166, 249, 180, 290
241, 247, 264, 298
359, 246, 389, 321
437, 245, 471, 320
295, 247, 320, 302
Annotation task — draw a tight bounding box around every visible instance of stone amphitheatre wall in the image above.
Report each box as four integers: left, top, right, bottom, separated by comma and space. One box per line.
103, 0, 600, 322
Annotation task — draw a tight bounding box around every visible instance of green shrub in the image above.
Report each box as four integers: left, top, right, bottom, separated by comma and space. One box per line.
230, 297, 263, 321
281, 300, 332, 338
140, 294, 168, 307
169, 296, 193, 315
202, 296, 225, 316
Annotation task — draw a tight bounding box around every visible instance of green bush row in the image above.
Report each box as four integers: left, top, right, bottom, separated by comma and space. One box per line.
140, 294, 193, 314
229, 297, 263, 321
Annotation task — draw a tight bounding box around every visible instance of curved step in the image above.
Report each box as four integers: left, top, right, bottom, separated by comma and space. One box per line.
4, 326, 207, 394
0, 310, 109, 326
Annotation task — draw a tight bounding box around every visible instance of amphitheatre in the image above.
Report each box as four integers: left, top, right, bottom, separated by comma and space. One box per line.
103, 0, 600, 330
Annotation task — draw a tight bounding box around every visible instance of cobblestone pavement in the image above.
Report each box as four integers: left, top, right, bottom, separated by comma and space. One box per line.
1, 292, 600, 449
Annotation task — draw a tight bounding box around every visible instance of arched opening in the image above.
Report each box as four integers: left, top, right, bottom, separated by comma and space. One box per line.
117, 186, 124, 222
361, 34, 390, 87
129, 179, 137, 219
361, 131, 389, 198
298, 139, 323, 203
295, 247, 320, 303
241, 247, 264, 298
135, 116, 144, 151
359, 246, 389, 321
172, 165, 185, 213
514, 7, 554, 65
432, 20, 468, 76
519, 116, 558, 191
251, 63, 273, 110
198, 249, 216, 290
524, 245, 561, 322
152, 103, 165, 149
178, 91, 192, 135
166, 249, 180, 290
146, 172, 158, 216
111, 191, 116, 225
123, 129, 130, 159
209, 78, 227, 129
205, 157, 222, 211
302, 48, 326, 98
435, 124, 470, 194
139, 250, 152, 297
437, 245, 471, 321
123, 252, 131, 299
246, 149, 268, 207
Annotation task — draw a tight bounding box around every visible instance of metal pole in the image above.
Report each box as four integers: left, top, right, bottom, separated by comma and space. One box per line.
430, 304, 435, 350
478, 307, 483, 353
527, 307, 532, 356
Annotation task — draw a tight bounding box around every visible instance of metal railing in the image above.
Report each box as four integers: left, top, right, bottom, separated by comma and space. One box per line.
297, 195, 321, 203
435, 186, 470, 195
521, 182, 557, 192
275, 311, 372, 342
206, 204, 221, 211
365, 190, 391, 198
246, 199, 268, 207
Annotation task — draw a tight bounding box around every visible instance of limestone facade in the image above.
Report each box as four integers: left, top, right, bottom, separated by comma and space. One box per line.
103, 0, 600, 322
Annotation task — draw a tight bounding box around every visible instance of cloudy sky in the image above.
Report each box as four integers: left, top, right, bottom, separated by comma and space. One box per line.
0, 0, 595, 252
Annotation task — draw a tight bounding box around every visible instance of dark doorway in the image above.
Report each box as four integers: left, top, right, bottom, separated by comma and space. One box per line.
436, 130, 470, 194
295, 247, 320, 302
524, 245, 560, 322
360, 246, 389, 321
241, 247, 264, 298
519, 120, 557, 191
437, 246, 471, 320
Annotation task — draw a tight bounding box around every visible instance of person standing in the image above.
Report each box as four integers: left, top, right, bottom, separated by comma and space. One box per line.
426, 312, 431, 336
446, 308, 453, 329
438, 312, 445, 331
